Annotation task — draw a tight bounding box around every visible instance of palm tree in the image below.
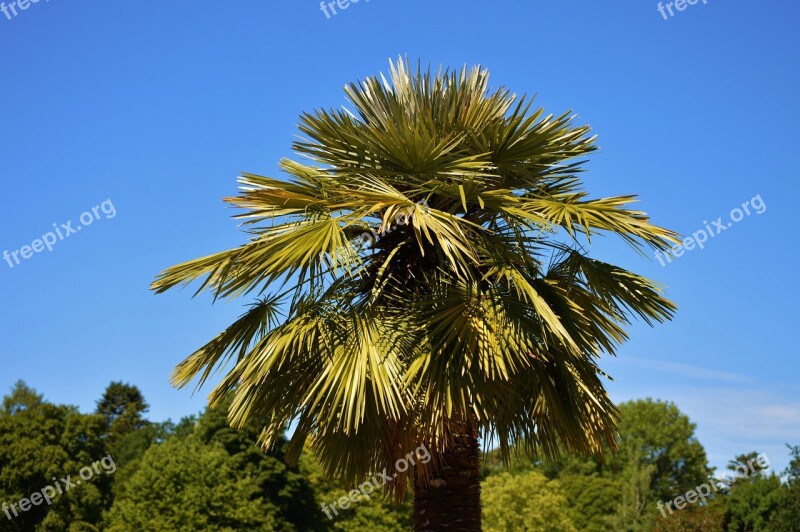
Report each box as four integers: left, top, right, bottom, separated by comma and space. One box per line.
152, 58, 678, 531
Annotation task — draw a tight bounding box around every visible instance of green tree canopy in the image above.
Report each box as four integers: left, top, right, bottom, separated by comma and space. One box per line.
95, 382, 150, 446
558, 475, 620, 532
692, 450, 784, 532
766, 444, 800, 532
1, 380, 43, 415
606, 439, 657, 532
482, 470, 576, 531
652, 505, 725, 532
192, 398, 322, 530
615, 399, 712, 502
725, 472, 783, 532
0, 383, 112, 531
105, 437, 278, 531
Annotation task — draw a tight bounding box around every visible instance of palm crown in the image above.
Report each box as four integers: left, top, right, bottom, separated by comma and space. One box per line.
152, 58, 678, 494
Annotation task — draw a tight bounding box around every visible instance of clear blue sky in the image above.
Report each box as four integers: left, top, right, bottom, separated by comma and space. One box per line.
1, 0, 798, 476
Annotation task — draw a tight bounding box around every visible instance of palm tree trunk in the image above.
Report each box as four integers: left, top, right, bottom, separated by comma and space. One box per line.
413, 426, 481, 531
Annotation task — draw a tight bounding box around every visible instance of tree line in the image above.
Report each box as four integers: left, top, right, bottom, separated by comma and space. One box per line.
0, 381, 797, 531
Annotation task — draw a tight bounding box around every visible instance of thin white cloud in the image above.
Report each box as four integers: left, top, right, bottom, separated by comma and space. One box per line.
618, 357, 752, 383
677, 389, 800, 441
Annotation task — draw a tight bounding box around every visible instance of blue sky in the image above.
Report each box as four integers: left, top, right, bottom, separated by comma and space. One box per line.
1, 0, 798, 476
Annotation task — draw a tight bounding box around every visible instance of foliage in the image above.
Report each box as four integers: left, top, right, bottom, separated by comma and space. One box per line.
109, 420, 176, 470
2, 380, 797, 530
538, 452, 605, 480
480, 446, 540, 477
558, 474, 620, 532
0, 383, 112, 531
482, 470, 576, 531
614, 399, 712, 502
717, 451, 782, 531
605, 440, 656, 532
95, 382, 149, 437
767, 444, 800, 531
94, 382, 165, 473
300, 449, 412, 531
105, 437, 278, 531
482, 399, 718, 531
724, 473, 783, 532
652, 505, 726, 532
191, 398, 322, 530
1, 380, 43, 415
